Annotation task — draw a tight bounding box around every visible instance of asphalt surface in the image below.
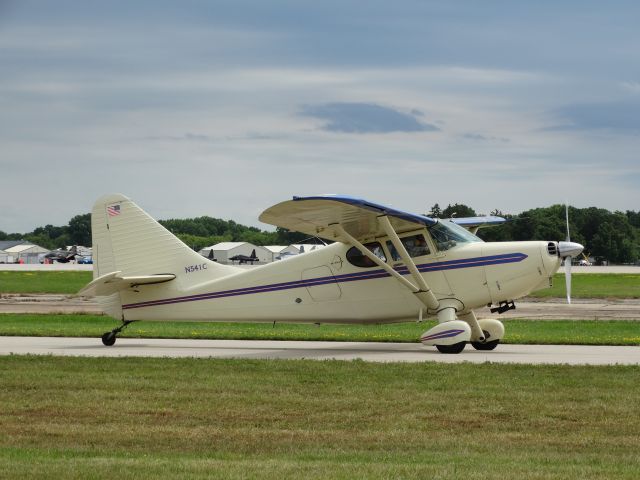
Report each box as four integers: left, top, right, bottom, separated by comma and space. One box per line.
0, 336, 638, 365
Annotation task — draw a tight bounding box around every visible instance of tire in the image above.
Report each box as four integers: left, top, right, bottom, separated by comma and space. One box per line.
471, 340, 500, 351
101, 332, 116, 346
436, 342, 466, 354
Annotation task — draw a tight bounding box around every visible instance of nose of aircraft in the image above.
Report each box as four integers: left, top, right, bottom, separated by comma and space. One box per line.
558, 241, 584, 258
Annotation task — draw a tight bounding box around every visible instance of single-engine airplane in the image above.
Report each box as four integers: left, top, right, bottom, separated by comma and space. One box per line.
80, 194, 584, 353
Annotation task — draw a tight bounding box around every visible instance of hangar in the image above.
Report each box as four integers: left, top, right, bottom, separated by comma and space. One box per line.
264, 245, 299, 261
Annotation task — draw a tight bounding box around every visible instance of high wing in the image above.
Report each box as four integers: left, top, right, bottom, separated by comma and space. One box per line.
259, 195, 436, 243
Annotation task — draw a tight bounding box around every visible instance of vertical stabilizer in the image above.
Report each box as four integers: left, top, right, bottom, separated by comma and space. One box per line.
90, 194, 239, 317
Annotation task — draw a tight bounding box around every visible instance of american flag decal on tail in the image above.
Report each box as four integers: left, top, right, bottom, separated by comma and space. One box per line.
107, 204, 121, 216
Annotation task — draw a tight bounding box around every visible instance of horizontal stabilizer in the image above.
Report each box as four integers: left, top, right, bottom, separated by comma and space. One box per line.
78, 271, 176, 297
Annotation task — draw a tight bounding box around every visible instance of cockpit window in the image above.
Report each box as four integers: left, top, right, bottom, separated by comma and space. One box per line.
386, 234, 430, 261
346, 242, 386, 268
428, 220, 482, 251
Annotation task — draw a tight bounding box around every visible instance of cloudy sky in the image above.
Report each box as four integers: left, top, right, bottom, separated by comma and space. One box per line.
1, 1, 639, 233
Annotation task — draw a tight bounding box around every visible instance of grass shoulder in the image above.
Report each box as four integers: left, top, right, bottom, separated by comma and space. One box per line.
529, 273, 640, 299
1, 356, 639, 479
1, 313, 639, 346
0, 271, 91, 294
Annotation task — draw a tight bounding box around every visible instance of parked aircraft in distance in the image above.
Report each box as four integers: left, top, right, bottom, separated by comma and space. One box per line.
229, 249, 259, 265
44, 246, 79, 263
80, 194, 583, 353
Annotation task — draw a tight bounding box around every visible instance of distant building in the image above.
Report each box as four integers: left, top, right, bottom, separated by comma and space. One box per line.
264, 245, 298, 262
265, 243, 328, 261
198, 242, 271, 265
0, 241, 50, 264
0, 249, 8, 263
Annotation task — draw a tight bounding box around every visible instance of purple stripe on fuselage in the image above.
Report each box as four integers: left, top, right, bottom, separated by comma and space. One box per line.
122, 252, 528, 310
420, 329, 466, 341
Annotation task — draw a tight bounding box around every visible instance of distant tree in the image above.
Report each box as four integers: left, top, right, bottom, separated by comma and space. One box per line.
626, 210, 640, 229
429, 203, 442, 218
442, 203, 476, 218
68, 213, 91, 246
32, 224, 66, 241
276, 227, 311, 245
23, 233, 56, 250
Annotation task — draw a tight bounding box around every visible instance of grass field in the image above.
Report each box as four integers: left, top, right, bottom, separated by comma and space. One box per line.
0, 271, 91, 294
529, 273, 640, 299
1, 313, 640, 346
0, 271, 639, 298
1, 356, 639, 479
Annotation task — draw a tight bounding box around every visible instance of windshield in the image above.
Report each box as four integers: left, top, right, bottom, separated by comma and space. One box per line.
428, 220, 482, 251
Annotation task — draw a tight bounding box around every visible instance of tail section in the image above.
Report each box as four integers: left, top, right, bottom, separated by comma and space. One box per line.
91, 194, 235, 278
88, 193, 239, 318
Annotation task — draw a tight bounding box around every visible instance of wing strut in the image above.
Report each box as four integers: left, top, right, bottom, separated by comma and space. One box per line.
332, 220, 441, 312
331, 224, 419, 292
378, 215, 440, 311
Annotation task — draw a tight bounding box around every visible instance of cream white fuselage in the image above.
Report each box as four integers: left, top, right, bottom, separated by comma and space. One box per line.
119, 232, 562, 324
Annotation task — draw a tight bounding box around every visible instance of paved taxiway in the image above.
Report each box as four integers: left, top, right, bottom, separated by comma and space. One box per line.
1, 336, 639, 365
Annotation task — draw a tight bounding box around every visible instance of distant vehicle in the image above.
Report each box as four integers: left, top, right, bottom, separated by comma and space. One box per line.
77, 257, 93, 264
578, 259, 592, 266
43, 246, 80, 263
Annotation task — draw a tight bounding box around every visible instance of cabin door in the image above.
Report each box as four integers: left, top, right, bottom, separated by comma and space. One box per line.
301, 266, 342, 301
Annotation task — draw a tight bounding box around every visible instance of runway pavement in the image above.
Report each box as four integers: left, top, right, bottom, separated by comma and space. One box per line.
1, 336, 639, 365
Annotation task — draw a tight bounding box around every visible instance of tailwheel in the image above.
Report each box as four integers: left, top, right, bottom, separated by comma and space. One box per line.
101, 332, 116, 346
100, 320, 135, 347
436, 341, 467, 354
471, 339, 500, 351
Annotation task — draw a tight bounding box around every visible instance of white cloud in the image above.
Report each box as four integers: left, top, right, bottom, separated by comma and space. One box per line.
620, 81, 640, 94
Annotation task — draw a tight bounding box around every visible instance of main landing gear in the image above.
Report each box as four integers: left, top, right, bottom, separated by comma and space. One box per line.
436, 342, 467, 354
421, 309, 505, 354
101, 320, 135, 346
471, 334, 500, 351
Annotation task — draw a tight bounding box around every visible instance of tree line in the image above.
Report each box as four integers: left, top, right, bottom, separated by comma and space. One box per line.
0, 214, 307, 253
1, 204, 638, 264
433, 203, 639, 264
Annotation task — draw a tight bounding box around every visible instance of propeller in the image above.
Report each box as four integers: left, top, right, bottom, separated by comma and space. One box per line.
558, 204, 584, 304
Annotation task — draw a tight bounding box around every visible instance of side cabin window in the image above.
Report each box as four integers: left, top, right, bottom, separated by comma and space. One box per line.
386, 234, 430, 261
346, 242, 386, 268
